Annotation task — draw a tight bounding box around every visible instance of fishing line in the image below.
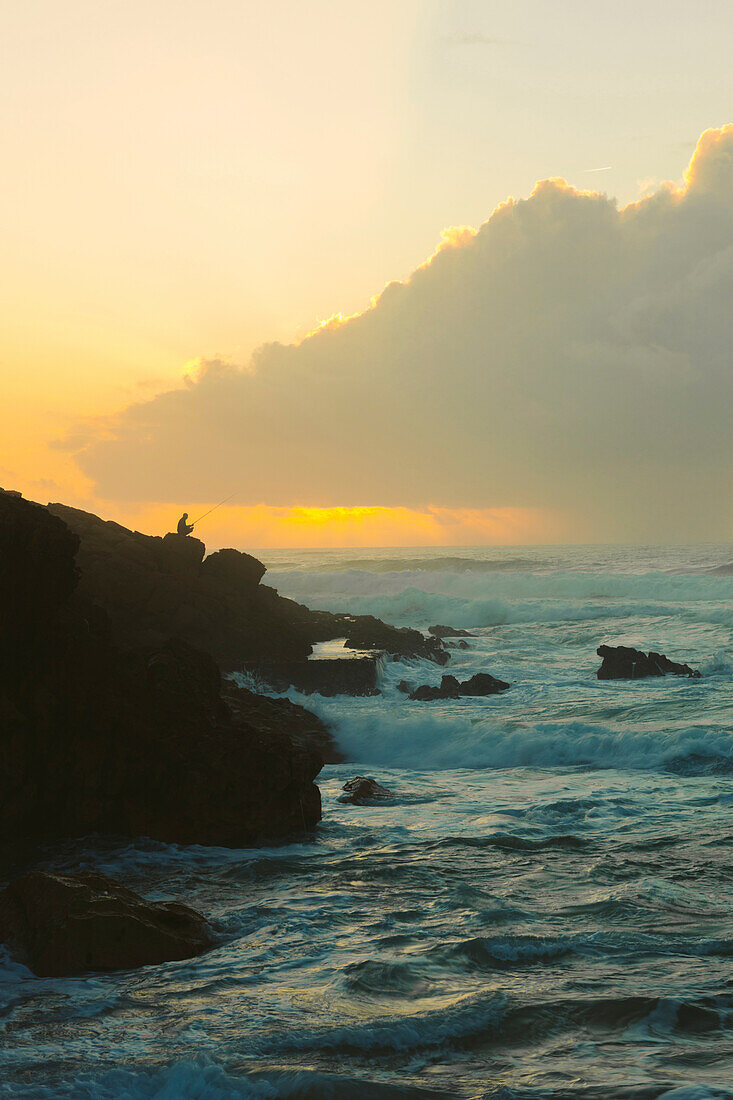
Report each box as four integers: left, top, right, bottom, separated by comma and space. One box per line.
191, 492, 239, 526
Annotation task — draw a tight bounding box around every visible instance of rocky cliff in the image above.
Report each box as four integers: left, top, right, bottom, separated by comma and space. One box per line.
0, 491, 324, 849
47, 502, 448, 670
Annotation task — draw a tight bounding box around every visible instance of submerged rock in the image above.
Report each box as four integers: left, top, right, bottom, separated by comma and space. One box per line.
597, 645, 701, 680
409, 672, 510, 700
427, 624, 475, 638
0, 871, 213, 976
339, 776, 395, 804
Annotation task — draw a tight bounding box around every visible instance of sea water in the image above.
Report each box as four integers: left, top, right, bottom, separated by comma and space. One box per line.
2, 545, 733, 1099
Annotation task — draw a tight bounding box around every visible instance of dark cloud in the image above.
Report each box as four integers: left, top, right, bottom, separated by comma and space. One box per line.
72, 127, 733, 540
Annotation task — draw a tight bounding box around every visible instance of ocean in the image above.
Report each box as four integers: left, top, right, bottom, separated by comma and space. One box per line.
2, 545, 733, 1099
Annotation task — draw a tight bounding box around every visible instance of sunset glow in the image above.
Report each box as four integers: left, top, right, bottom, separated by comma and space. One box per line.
80, 502, 568, 551
2, 4, 732, 545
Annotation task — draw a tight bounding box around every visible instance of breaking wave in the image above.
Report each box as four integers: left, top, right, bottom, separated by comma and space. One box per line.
269, 568, 733, 630
305, 701, 733, 774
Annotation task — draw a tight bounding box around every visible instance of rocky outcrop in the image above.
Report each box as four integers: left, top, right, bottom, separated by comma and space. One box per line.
339, 777, 395, 804
47, 504, 450, 672
428, 625, 474, 638
257, 656, 380, 698
223, 682, 342, 763
332, 615, 448, 664
596, 645, 701, 680
0, 871, 212, 976
0, 490, 324, 848
410, 675, 462, 701
460, 672, 512, 695
48, 503, 311, 670
408, 672, 510, 700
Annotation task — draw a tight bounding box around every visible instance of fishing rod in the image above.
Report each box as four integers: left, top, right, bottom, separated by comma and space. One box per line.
191, 492, 239, 526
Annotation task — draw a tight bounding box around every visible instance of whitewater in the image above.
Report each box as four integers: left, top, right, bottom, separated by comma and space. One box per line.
2, 544, 733, 1099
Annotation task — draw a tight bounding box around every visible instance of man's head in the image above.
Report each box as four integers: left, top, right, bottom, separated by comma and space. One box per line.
182, 512, 188, 519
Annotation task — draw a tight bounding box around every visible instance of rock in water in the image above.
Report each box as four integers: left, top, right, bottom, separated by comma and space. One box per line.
332, 615, 449, 664
409, 675, 462, 701
257, 656, 380, 697
459, 672, 511, 695
596, 645, 701, 680
0, 871, 213, 977
339, 777, 395, 804
427, 624, 475, 638
409, 672, 510, 700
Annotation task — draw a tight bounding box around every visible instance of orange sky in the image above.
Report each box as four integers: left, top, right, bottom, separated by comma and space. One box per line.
3, 3, 732, 547
82, 502, 570, 551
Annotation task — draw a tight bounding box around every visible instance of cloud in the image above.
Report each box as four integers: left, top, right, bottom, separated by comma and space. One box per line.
445, 33, 506, 47
72, 126, 733, 541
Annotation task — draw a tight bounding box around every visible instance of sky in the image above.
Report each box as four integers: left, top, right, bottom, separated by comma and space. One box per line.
2, 0, 732, 547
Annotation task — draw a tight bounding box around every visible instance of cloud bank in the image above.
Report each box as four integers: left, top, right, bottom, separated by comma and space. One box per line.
73, 126, 733, 540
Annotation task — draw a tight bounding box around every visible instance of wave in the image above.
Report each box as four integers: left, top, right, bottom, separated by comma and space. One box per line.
432, 833, 589, 852
3, 1055, 728, 1100
263, 990, 733, 1059
304, 698, 733, 774
481, 1086, 732, 1100
268, 568, 733, 630
708, 562, 733, 576
258, 991, 507, 1054
0, 1059, 450, 1100
296, 555, 556, 574
429, 931, 733, 971
342, 959, 434, 997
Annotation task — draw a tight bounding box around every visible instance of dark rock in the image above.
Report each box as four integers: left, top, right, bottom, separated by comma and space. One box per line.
282, 608, 449, 664
0, 871, 212, 976
160, 531, 206, 571
408, 685, 446, 701
47, 503, 450, 672
457, 640, 469, 649
223, 683, 341, 763
459, 672, 511, 695
409, 671, 510, 701
337, 616, 449, 664
339, 776, 394, 804
202, 546, 266, 588
0, 491, 324, 847
409, 674, 461, 701
258, 656, 380, 698
48, 503, 311, 670
428, 624, 475, 638
597, 645, 701, 680
396, 680, 414, 694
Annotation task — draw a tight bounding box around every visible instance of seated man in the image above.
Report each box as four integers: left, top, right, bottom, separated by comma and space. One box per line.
177, 512, 195, 536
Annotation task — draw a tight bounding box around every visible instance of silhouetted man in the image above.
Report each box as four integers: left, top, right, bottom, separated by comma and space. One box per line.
177, 512, 194, 536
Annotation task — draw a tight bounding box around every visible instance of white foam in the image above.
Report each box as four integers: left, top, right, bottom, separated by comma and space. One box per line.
301, 695, 733, 773
269, 568, 733, 630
